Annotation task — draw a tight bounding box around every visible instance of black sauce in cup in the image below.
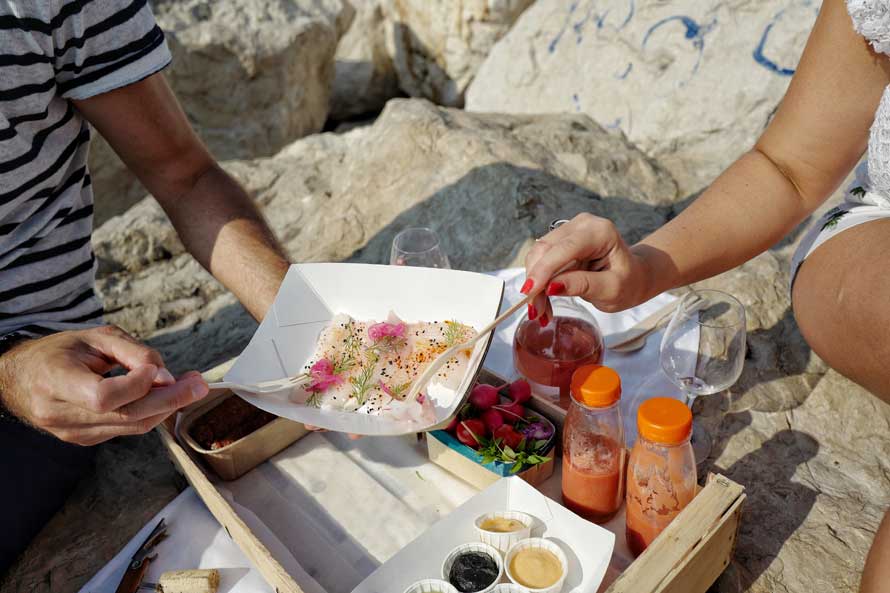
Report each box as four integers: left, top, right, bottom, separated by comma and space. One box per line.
448, 551, 499, 592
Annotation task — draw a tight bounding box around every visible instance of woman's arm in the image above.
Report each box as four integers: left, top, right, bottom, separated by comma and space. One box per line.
636, 0, 890, 299
525, 0, 890, 315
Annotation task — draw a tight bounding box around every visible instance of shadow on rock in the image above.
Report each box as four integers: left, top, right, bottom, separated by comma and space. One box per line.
347, 163, 670, 272
712, 429, 820, 592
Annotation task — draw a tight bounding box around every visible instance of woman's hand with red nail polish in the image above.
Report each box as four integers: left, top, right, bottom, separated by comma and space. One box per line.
546, 281, 565, 296
524, 213, 652, 313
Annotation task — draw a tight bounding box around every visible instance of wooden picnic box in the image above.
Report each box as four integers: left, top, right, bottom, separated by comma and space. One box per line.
158, 359, 746, 593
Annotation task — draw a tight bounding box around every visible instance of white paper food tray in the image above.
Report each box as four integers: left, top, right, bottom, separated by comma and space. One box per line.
352, 477, 614, 593
225, 263, 504, 435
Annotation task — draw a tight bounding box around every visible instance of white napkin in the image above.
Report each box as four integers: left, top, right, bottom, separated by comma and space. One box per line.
81, 268, 688, 593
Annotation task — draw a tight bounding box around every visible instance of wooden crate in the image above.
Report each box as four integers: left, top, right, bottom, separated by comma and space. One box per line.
157, 359, 745, 593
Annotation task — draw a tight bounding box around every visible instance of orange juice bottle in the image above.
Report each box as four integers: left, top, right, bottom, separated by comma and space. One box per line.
626, 397, 696, 556
561, 365, 626, 523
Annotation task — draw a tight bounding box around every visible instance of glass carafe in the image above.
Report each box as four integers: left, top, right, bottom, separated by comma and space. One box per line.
513, 294, 604, 406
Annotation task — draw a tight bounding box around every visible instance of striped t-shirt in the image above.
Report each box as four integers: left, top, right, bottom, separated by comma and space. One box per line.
0, 0, 171, 337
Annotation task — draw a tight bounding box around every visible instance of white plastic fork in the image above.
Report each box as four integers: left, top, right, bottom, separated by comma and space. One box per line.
208, 373, 311, 394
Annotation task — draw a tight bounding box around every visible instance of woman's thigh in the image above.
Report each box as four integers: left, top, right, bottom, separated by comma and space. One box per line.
792, 217, 890, 402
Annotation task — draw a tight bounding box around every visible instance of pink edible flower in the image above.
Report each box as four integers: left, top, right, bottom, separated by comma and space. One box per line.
368, 321, 406, 341
379, 380, 393, 397
306, 358, 344, 393
415, 393, 426, 404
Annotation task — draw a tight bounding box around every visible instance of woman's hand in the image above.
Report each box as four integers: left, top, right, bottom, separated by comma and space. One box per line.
0, 326, 209, 446
522, 213, 653, 323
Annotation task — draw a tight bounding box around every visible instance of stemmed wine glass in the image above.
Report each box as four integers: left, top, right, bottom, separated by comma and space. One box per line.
389, 227, 451, 269
659, 289, 746, 464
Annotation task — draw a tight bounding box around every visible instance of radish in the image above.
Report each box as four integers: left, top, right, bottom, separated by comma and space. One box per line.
494, 401, 526, 423
481, 408, 505, 432
469, 384, 499, 410
508, 379, 532, 404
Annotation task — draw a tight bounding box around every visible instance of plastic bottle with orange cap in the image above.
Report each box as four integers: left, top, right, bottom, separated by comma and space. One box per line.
561, 364, 627, 524
625, 397, 696, 557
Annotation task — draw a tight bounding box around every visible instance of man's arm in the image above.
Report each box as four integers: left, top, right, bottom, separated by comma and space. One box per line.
73, 74, 290, 321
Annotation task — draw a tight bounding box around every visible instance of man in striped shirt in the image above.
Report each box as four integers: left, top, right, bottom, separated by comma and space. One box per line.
0, 1, 293, 571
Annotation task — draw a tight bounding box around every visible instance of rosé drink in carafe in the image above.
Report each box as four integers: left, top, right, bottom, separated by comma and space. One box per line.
513, 296, 604, 405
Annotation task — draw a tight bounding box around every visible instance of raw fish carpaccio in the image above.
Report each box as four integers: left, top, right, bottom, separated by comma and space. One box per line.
293, 312, 477, 425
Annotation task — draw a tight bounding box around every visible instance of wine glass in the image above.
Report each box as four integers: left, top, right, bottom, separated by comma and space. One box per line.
389, 227, 451, 269
659, 289, 746, 464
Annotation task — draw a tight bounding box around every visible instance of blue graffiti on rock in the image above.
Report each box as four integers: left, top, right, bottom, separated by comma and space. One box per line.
642, 15, 717, 84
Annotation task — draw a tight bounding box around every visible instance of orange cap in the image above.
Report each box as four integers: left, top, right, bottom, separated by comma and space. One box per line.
637, 398, 692, 444
570, 365, 621, 407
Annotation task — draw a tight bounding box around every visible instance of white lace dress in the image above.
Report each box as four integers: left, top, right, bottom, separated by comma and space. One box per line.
791, 0, 890, 283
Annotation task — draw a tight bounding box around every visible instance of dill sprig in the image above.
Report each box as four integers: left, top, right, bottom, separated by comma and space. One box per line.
443, 320, 467, 348
306, 391, 323, 408
350, 351, 379, 405
333, 331, 360, 374
387, 380, 412, 400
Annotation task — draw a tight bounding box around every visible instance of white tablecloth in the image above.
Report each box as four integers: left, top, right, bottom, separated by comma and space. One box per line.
79, 269, 683, 593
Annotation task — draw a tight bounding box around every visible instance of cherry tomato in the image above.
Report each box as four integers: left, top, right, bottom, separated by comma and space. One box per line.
494, 425, 523, 450
456, 419, 487, 449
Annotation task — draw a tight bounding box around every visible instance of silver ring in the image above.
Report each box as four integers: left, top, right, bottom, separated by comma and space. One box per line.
549, 219, 570, 231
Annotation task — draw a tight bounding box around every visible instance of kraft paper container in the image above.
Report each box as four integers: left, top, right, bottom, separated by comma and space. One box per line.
177, 390, 309, 481
504, 538, 568, 593
474, 511, 533, 556
441, 542, 504, 593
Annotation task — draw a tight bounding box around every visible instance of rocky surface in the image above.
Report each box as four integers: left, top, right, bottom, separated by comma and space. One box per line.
330, 0, 401, 120
382, 0, 534, 106
465, 0, 820, 194
3, 97, 888, 593
89, 0, 355, 226
91, 98, 678, 374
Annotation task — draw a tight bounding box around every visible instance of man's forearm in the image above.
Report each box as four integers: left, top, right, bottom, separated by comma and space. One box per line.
163, 163, 290, 321
632, 149, 824, 301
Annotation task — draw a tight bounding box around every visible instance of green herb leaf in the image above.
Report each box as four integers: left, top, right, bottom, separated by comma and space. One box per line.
443, 320, 468, 348
349, 350, 379, 405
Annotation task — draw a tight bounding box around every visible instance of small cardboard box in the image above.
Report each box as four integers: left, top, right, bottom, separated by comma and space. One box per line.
176, 390, 309, 481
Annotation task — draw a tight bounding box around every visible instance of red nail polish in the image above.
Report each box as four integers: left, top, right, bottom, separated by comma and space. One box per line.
520, 278, 534, 294
539, 313, 549, 327
528, 304, 538, 320
546, 281, 565, 296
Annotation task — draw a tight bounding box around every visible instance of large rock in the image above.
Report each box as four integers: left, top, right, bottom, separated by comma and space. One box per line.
382, 0, 535, 106
89, 0, 354, 226
465, 0, 820, 194
330, 0, 401, 120
707, 369, 890, 593
93, 98, 678, 372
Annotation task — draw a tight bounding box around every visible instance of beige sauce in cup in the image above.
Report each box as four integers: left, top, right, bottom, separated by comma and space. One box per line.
479, 517, 526, 533
510, 548, 562, 589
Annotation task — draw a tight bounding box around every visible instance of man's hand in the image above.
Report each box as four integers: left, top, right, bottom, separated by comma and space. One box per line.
0, 326, 209, 446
